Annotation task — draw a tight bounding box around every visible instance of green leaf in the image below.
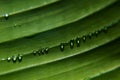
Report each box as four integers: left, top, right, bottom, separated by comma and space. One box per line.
0, 1, 120, 58
0, 0, 120, 80
91, 68, 120, 80
0, 0, 117, 43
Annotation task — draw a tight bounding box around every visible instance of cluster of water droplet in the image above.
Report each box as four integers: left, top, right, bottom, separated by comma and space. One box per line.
33, 48, 49, 56
59, 27, 108, 51
1, 9, 118, 64
4, 13, 22, 28
7, 54, 22, 63
0, 26, 109, 63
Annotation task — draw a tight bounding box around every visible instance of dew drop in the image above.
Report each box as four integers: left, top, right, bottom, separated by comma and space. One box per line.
88, 33, 92, 39
60, 43, 64, 52
12, 56, 17, 63
82, 36, 86, 42
44, 48, 49, 54
1, 58, 5, 61
37, 50, 41, 56
4, 13, 9, 20
98, 29, 102, 33
41, 49, 45, 55
76, 37, 81, 47
33, 50, 37, 55
69, 40, 74, 49
103, 27, 108, 33
7, 57, 11, 62
18, 54, 22, 62
95, 31, 98, 37
14, 24, 17, 27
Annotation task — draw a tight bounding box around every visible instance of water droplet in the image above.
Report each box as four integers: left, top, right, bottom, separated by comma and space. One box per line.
1, 58, 5, 61
14, 24, 17, 27
82, 36, 86, 42
88, 33, 92, 39
4, 13, 9, 20
103, 27, 108, 33
95, 31, 98, 37
76, 37, 81, 47
12, 56, 17, 63
98, 29, 102, 33
60, 43, 64, 52
18, 54, 22, 62
69, 40, 74, 49
44, 48, 49, 54
33, 50, 37, 55
41, 49, 45, 55
37, 50, 41, 56
7, 57, 11, 62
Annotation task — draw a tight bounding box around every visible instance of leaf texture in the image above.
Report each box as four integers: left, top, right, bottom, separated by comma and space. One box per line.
0, 0, 120, 80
